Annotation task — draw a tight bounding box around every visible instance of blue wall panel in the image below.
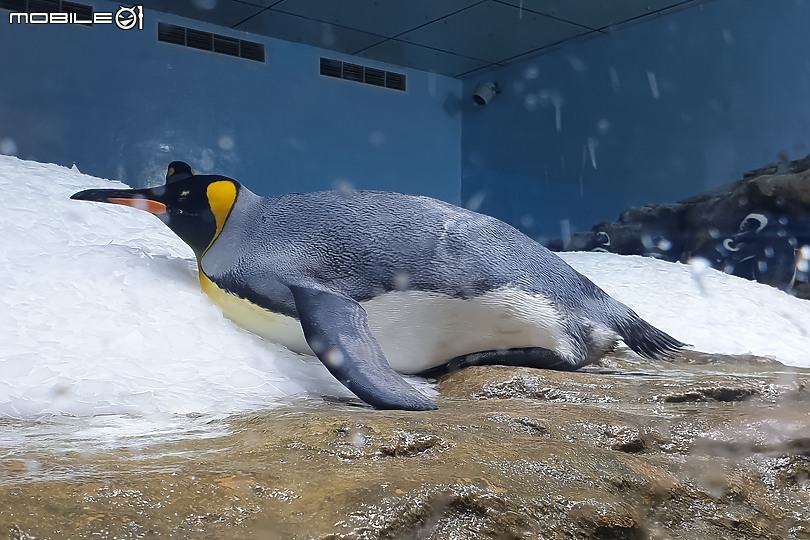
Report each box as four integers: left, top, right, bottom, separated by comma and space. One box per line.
461, 0, 810, 238
0, 1, 462, 203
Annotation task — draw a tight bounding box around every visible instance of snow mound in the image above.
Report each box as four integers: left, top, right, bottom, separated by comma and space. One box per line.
1, 155, 808, 420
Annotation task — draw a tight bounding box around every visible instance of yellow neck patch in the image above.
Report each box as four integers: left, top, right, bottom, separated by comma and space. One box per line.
206, 180, 237, 248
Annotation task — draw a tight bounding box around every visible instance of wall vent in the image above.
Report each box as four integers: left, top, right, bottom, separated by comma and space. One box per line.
1, 0, 93, 25
158, 22, 265, 63
320, 57, 406, 92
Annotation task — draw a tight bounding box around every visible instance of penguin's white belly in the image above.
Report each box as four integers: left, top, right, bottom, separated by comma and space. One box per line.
363, 289, 573, 373
202, 278, 573, 374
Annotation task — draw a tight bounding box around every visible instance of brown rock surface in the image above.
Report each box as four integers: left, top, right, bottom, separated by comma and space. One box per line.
2, 351, 810, 539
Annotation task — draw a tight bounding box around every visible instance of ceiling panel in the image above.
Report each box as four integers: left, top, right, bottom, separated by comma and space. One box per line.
233, 9, 386, 54
138, 0, 264, 28
271, 0, 483, 38
357, 40, 489, 79
234, 0, 282, 6
398, 1, 590, 64
135, 0, 712, 78
498, 0, 694, 30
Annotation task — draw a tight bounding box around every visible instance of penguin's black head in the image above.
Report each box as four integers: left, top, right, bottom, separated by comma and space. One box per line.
71, 165, 240, 258
166, 161, 195, 183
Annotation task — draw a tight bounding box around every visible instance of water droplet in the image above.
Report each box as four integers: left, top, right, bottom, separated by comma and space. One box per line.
350, 430, 367, 447
587, 137, 598, 169
551, 94, 563, 133
597, 119, 610, 134
0, 137, 18, 156
688, 257, 710, 295
608, 66, 620, 92
310, 337, 324, 354
325, 348, 344, 367
333, 179, 355, 197
368, 131, 386, 147
199, 149, 215, 172
393, 272, 410, 291
218, 135, 234, 151
465, 191, 486, 212
523, 65, 539, 79
647, 71, 660, 99
567, 55, 586, 72
321, 23, 336, 47
796, 246, 810, 273
595, 231, 610, 246
559, 219, 571, 249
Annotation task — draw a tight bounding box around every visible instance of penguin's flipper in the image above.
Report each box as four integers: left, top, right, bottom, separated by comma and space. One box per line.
289, 285, 438, 411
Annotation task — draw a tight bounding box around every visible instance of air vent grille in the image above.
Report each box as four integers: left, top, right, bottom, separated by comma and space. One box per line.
158, 22, 265, 63
319, 58, 342, 78
385, 72, 407, 92
213, 34, 239, 57
1, 0, 92, 25
320, 57, 406, 92
238, 40, 265, 63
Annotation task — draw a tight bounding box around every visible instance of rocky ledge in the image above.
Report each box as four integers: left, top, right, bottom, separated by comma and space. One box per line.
2, 351, 810, 539
551, 155, 810, 298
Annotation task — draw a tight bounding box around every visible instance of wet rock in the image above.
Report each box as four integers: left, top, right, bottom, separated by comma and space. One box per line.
550, 155, 810, 297
378, 431, 451, 457
657, 386, 759, 403
606, 426, 647, 453
2, 352, 810, 539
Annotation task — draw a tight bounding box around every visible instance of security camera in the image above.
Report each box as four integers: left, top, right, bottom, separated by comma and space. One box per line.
472, 82, 500, 106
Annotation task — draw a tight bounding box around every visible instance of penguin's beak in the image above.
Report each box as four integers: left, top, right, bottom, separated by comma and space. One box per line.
71, 188, 167, 215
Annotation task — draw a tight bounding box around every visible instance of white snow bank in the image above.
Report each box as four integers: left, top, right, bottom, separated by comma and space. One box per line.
1, 155, 352, 419
559, 252, 809, 365
1, 155, 807, 419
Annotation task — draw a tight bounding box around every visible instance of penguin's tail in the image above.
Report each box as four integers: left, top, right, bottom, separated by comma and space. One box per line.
611, 310, 688, 360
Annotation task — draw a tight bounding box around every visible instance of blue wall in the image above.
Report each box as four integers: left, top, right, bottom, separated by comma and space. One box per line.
5, 0, 808, 227
462, 0, 810, 241
0, 1, 462, 202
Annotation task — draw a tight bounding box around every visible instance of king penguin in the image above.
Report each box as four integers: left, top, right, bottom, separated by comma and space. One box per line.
71, 162, 686, 411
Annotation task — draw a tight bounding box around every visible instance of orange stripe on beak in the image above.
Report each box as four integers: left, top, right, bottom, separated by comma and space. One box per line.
108, 197, 168, 215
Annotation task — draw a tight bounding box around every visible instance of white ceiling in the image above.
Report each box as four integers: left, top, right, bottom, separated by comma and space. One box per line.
137, 0, 711, 78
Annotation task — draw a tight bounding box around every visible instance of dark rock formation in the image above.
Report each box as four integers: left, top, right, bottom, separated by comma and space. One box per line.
549, 155, 810, 298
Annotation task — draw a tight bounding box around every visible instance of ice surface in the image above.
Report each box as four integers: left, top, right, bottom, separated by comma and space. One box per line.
1, 155, 808, 420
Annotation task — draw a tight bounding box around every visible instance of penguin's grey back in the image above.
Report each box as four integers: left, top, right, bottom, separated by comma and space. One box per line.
211, 187, 684, 365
